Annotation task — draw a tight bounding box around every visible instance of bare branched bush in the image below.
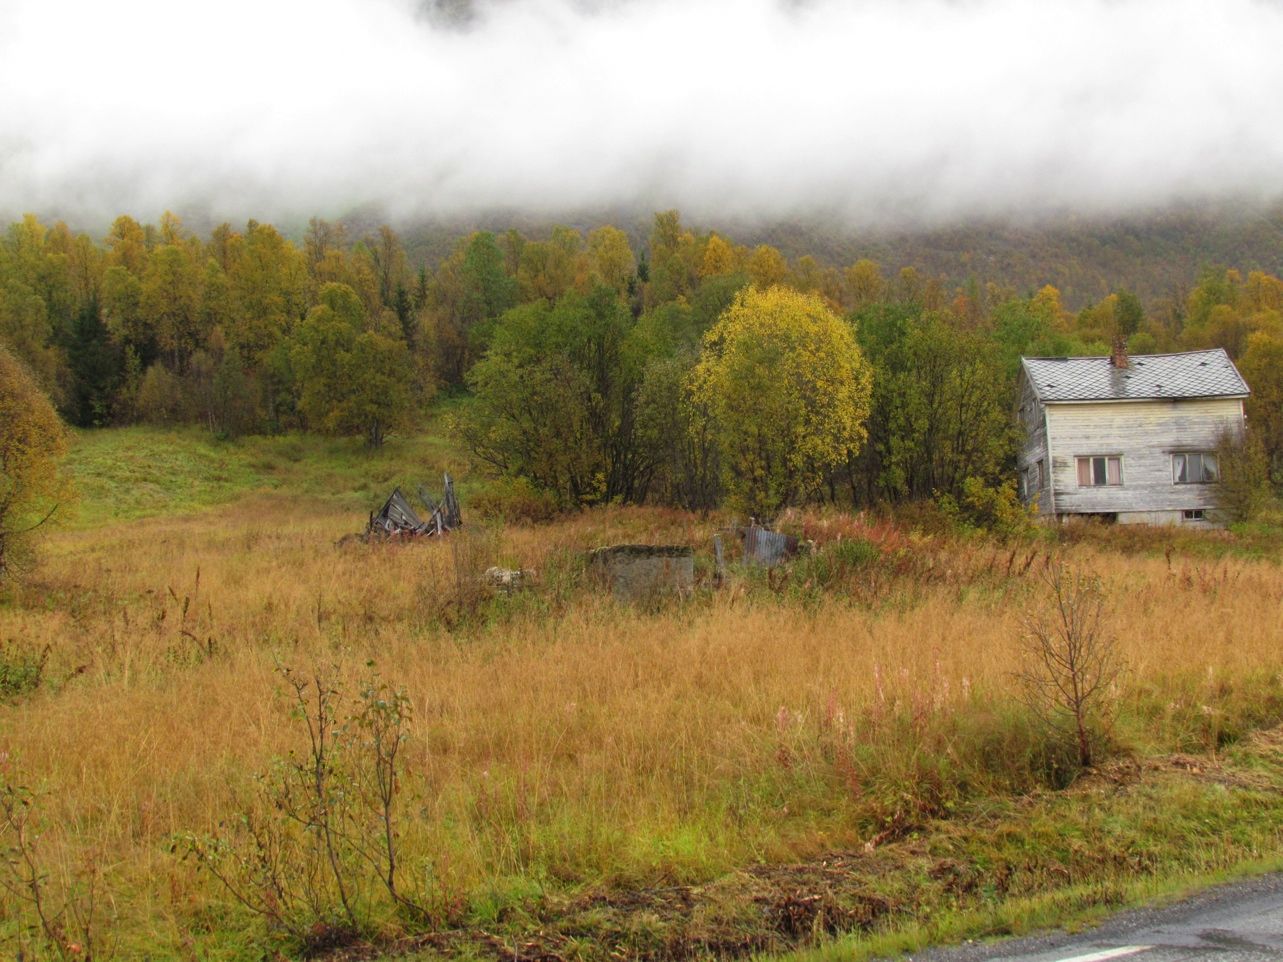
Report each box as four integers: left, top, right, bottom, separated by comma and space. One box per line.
174, 665, 425, 953
1017, 563, 1121, 770
1, 782, 113, 961
348, 681, 423, 921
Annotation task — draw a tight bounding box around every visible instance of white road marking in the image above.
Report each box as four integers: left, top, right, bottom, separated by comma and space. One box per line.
1050, 946, 1153, 962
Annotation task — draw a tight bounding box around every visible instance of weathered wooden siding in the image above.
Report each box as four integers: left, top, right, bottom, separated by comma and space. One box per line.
1045, 397, 1243, 516
1015, 375, 1052, 514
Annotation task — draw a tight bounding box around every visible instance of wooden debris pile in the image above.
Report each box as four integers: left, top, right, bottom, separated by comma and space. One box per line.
362, 473, 462, 541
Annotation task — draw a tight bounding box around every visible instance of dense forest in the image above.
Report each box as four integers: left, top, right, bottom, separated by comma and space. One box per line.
396, 203, 1283, 309
2, 209, 1280, 518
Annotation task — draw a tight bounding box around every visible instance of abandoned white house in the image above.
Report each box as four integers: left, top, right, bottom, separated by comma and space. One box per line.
1016, 346, 1250, 525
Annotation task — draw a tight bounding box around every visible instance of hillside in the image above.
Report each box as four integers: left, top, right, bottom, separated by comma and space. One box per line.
395, 201, 1283, 309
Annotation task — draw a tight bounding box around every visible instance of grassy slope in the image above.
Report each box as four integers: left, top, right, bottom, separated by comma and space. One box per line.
5, 426, 1283, 962
62, 408, 475, 529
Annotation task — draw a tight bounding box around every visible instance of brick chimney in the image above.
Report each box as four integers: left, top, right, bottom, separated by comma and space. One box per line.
1110, 334, 1129, 369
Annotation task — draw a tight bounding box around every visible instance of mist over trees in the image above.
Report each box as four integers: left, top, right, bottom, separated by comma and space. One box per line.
2, 209, 1281, 517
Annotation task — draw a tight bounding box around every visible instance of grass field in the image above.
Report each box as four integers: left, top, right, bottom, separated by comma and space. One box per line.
2, 426, 1283, 961
62, 406, 474, 529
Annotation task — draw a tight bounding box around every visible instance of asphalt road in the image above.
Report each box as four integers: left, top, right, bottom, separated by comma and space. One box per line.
913, 874, 1283, 962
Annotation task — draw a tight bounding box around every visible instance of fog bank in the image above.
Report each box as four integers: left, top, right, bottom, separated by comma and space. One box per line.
3, 0, 1282, 228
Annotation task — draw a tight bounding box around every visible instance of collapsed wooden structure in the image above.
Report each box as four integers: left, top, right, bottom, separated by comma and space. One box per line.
365, 473, 462, 540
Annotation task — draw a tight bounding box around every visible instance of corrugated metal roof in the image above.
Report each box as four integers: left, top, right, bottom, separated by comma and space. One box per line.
1021, 348, 1250, 403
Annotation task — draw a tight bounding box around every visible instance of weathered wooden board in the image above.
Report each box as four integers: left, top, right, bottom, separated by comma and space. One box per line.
1016, 375, 1052, 514
1025, 397, 1243, 518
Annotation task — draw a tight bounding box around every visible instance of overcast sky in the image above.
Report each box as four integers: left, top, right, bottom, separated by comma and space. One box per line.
3, 0, 1283, 229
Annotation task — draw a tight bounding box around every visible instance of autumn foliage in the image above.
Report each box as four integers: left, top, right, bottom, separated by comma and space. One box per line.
0, 344, 72, 578
691, 287, 873, 517
2, 208, 1281, 507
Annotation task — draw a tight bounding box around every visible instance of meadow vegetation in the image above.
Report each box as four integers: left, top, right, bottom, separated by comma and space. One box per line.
1, 429, 1282, 960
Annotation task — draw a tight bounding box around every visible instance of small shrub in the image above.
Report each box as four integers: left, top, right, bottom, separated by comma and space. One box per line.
445, 526, 502, 624
1, 781, 114, 961
470, 477, 562, 524
1215, 428, 1273, 524
892, 499, 962, 537
789, 538, 882, 596
938, 478, 1037, 539
175, 666, 428, 953
961, 706, 1084, 791
0, 641, 48, 700
1016, 564, 1121, 770
135, 363, 195, 425
828, 537, 882, 569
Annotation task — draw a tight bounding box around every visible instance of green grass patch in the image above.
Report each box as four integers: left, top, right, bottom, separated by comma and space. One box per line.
62, 408, 476, 528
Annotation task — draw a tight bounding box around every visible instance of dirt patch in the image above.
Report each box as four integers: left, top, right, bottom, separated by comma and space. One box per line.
325, 854, 896, 962
1078, 750, 1276, 793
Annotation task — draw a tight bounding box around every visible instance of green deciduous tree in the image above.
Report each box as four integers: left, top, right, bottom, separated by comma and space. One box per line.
141, 243, 203, 371
0, 278, 67, 404
461, 287, 651, 505
864, 314, 1019, 503
424, 232, 518, 386
1115, 289, 1144, 336
228, 222, 306, 362
635, 353, 720, 511
101, 265, 150, 362
1237, 331, 1283, 483
644, 211, 698, 309
587, 226, 636, 295
290, 284, 418, 447
105, 214, 148, 277
1214, 427, 1273, 523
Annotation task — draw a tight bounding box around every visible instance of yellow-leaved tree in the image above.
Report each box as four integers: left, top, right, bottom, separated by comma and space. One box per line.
0, 343, 74, 580
690, 286, 873, 518
699, 234, 738, 278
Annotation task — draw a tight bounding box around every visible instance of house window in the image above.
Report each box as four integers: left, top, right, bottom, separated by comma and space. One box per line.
1076, 455, 1122, 487
1036, 459, 1046, 490
1173, 452, 1219, 484
1183, 509, 1205, 521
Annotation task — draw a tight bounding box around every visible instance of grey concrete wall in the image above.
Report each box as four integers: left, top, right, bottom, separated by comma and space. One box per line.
588, 545, 694, 602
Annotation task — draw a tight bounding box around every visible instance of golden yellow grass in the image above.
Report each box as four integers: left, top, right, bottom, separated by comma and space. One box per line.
2, 497, 1283, 953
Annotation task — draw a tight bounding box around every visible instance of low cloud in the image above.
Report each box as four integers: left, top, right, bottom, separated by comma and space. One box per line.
3, 0, 1283, 229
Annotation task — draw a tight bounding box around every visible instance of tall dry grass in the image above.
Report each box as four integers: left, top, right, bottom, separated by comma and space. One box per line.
2, 497, 1282, 956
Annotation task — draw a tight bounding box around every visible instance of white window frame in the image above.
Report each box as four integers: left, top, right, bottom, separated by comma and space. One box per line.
1172, 451, 1219, 485
1075, 455, 1123, 487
